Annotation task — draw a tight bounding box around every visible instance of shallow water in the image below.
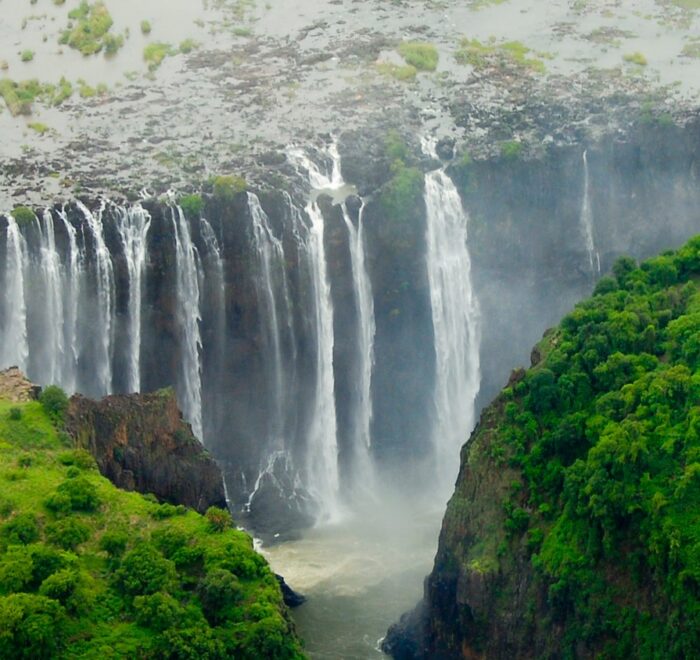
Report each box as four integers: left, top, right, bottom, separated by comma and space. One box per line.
263, 504, 443, 659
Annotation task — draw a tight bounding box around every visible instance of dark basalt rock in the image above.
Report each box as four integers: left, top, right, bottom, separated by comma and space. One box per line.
276, 574, 306, 608
66, 388, 227, 513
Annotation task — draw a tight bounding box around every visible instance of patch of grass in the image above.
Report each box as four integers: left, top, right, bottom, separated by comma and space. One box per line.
140, 20, 152, 35
178, 194, 204, 218
20, 50, 34, 63
500, 140, 524, 160
455, 37, 546, 73
27, 122, 50, 135
0, 77, 73, 116
212, 175, 246, 202
59, 1, 119, 56
179, 39, 198, 54
623, 51, 648, 66
143, 42, 176, 71
681, 39, 700, 58
397, 41, 439, 71
376, 62, 417, 81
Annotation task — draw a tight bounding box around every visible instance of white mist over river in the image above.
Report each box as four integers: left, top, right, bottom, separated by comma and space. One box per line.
264, 503, 443, 658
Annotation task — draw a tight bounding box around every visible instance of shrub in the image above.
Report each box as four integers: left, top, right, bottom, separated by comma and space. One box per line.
197, 568, 242, 624
178, 194, 204, 218
133, 592, 185, 631
58, 449, 97, 470
44, 491, 72, 516
143, 42, 176, 70
60, 1, 114, 56
2, 512, 40, 545
397, 42, 439, 71
46, 518, 91, 550
205, 506, 231, 532
40, 385, 69, 425
157, 624, 225, 659
152, 527, 188, 559
10, 206, 36, 226
53, 477, 101, 512
114, 544, 176, 596
38, 568, 91, 614
140, 20, 152, 35
20, 50, 34, 63
8, 408, 22, 421
212, 175, 246, 202
30, 544, 69, 585
0, 593, 66, 658
0, 546, 34, 593
99, 530, 128, 558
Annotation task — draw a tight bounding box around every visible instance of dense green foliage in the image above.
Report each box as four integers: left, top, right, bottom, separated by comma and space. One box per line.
0, 398, 304, 659
493, 235, 700, 657
59, 1, 120, 57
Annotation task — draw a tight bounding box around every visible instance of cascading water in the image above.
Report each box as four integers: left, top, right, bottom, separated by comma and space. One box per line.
581, 150, 601, 279
171, 205, 204, 442
77, 200, 115, 395
423, 158, 481, 489
287, 147, 341, 518
114, 204, 151, 393
1, 215, 29, 372
33, 210, 65, 386
56, 207, 81, 394
248, 192, 290, 444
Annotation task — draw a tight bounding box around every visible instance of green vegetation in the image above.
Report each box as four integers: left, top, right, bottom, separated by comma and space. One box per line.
143, 42, 176, 71
623, 51, 648, 66
455, 38, 547, 73
179, 194, 205, 218
499, 140, 523, 160
379, 130, 423, 229
60, 1, 121, 57
681, 39, 700, 58
140, 20, 152, 35
376, 62, 417, 82
179, 39, 199, 55
397, 42, 439, 72
212, 175, 247, 202
27, 122, 50, 135
478, 235, 700, 655
0, 77, 73, 116
20, 50, 34, 63
0, 397, 304, 658
10, 206, 36, 226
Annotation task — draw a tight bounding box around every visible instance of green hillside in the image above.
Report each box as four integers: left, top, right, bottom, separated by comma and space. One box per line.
429, 235, 700, 658
0, 393, 304, 659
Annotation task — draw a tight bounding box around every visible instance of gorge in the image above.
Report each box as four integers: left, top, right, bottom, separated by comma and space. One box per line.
1, 0, 700, 656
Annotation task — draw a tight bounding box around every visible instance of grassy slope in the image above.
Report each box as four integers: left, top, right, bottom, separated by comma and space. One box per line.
0, 399, 304, 659
437, 235, 700, 658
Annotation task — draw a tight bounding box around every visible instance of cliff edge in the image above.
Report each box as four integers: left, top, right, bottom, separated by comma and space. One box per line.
66, 388, 227, 514
385, 235, 700, 658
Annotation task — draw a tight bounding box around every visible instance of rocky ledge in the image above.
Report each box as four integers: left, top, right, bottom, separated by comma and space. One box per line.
66, 388, 227, 514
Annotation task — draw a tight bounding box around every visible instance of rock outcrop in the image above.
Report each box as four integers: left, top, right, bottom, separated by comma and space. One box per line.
0, 367, 41, 402
66, 388, 227, 513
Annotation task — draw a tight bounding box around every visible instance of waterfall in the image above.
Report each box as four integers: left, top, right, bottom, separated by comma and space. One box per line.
287, 146, 342, 517
581, 150, 601, 279
424, 167, 481, 487
33, 210, 65, 386
76, 200, 115, 395
340, 200, 376, 481
114, 204, 151, 393
248, 192, 289, 443
171, 206, 204, 441
1, 215, 29, 372
56, 207, 81, 394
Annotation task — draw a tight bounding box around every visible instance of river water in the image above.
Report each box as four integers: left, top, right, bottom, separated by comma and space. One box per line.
263, 503, 443, 659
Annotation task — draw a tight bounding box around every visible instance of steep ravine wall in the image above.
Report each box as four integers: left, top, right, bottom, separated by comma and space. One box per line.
0, 117, 698, 536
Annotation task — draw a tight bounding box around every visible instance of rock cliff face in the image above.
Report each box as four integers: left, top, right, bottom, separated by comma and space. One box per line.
385, 236, 700, 658
66, 389, 227, 513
